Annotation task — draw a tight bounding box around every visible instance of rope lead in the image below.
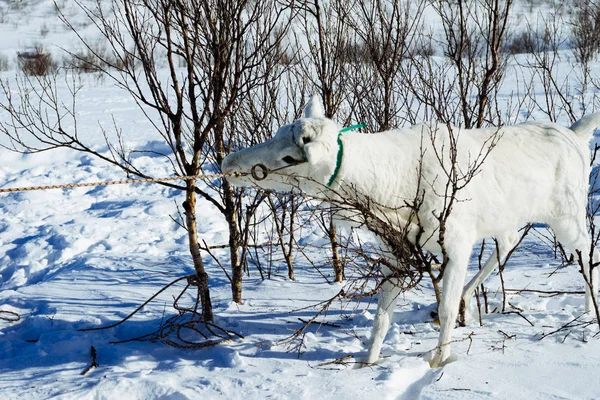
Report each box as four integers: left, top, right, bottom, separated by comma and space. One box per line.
0, 172, 245, 194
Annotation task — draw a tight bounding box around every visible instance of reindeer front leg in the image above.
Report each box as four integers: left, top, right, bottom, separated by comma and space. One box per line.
365, 271, 402, 365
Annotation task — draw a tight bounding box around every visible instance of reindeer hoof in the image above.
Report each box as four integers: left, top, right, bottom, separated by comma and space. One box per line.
427, 350, 458, 368
354, 355, 380, 369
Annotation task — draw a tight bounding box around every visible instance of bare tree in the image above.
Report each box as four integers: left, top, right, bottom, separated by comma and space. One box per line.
294, 0, 355, 282
406, 0, 513, 128
0, 0, 294, 318
347, 0, 427, 131
570, 0, 600, 115
517, 9, 576, 123
267, 194, 299, 280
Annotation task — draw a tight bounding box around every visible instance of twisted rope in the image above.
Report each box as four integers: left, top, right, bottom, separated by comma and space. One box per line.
0, 310, 20, 322
0, 172, 245, 194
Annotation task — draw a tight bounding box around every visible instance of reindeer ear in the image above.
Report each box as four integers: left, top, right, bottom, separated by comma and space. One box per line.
302, 95, 325, 119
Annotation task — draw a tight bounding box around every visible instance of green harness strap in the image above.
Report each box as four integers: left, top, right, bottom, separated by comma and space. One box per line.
326, 123, 367, 188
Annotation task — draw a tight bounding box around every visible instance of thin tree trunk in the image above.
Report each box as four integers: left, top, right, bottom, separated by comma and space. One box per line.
183, 183, 213, 322
330, 219, 344, 282
223, 179, 243, 303
268, 196, 295, 280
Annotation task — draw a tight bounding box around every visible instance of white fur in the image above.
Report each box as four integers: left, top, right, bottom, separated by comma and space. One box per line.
222, 96, 600, 367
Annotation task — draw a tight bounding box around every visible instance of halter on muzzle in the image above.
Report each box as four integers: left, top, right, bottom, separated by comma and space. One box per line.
250, 159, 305, 181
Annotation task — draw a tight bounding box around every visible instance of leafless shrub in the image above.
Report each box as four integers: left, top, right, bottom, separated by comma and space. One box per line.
79, 274, 243, 349
266, 194, 301, 280
0, 53, 9, 71
571, 0, 600, 64
63, 40, 127, 75
504, 30, 541, 54
10, 0, 30, 12
295, 0, 354, 282
64, 48, 104, 73
347, 0, 427, 131
584, 154, 600, 327
272, 26, 300, 67
1, 0, 296, 324
431, 0, 513, 128
17, 46, 56, 76
411, 41, 435, 58
519, 10, 576, 122
110, 51, 136, 71
567, 0, 600, 115
337, 40, 372, 64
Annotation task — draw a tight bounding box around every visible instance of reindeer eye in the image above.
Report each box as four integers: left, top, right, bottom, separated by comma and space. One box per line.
303, 137, 311, 144
282, 156, 296, 164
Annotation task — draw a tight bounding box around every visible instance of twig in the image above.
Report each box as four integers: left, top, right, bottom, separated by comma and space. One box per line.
79, 275, 190, 331
199, 243, 266, 250
498, 330, 516, 339
316, 355, 354, 367
505, 288, 584, 296
277, 289, 346, 355
201, 240, 232, 283
502, 311, 534, 327
291, 235, 332, 284
539, 313, 591, 340
426, 331, 476, 358
507, 302, 523, 312
78, 273, 242, 349
298, 317, 341, 328
575, 249, 600, 331
81, 346, 99, 376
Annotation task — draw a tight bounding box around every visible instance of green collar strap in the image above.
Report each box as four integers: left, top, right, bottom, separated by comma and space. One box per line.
326, 123, 367, 187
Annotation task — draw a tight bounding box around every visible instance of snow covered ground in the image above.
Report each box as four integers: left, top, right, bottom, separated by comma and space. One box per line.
3, 144, 600, 400
3, 139, 600, 400
2, 1, 600, 399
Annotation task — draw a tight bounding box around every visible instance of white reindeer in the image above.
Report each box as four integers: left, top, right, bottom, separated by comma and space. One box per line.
221, 96, 600, 367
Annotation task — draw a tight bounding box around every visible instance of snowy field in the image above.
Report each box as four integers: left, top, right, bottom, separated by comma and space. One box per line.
2, 1, 600, 399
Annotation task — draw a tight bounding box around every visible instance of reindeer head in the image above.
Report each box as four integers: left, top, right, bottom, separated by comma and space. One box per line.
221, 96, 341, 194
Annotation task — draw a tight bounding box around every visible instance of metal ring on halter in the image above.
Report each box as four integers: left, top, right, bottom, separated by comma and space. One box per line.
251, 164, 269, 181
